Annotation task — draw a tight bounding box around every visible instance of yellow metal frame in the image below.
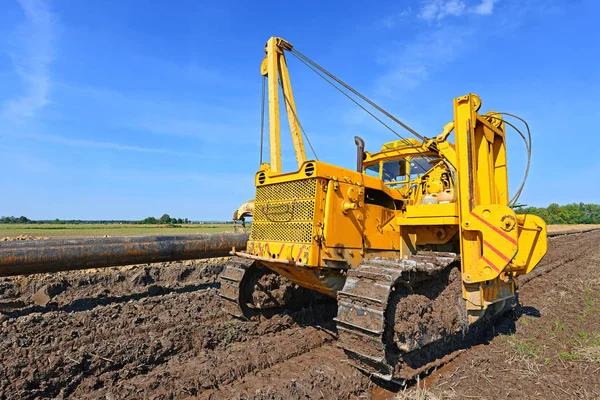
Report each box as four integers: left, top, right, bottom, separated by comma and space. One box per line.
240, 34, 548, 321
241, 93, 547, 318
261, 37, 306, 173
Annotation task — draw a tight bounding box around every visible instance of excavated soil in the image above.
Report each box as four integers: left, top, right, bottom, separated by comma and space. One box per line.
1, 231, 599, 399
391, 267, 467, 353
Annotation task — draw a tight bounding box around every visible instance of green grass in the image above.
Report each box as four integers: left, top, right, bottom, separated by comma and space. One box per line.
504, 334, 540, 358
516, 341, 540, 357
558, 351, 580, 361
0, 223, 246, 238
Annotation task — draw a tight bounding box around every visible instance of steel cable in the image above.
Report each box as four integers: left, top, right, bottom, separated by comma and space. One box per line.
259, 76, 266, 165
287, 50, 432, 172
277, 78, 318, 160
484, 114, 532, 206
290, 48, 426, 141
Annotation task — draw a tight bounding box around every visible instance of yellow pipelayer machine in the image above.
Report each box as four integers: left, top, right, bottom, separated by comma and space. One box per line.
221, 37, 548, 381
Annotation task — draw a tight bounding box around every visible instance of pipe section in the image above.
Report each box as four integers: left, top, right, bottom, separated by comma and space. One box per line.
0, 232, 249, 277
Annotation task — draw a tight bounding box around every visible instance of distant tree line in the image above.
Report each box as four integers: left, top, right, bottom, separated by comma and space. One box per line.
518, 203, 600, 224
0, 216, 31, 224
0, 214, 193, 225
137, 214, 190, 225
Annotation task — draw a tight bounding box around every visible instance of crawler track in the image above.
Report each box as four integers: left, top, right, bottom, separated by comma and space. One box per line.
219, 258, 255, 318
335, 253, 461, 381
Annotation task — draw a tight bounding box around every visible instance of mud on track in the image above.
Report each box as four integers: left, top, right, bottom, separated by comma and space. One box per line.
1, 231, 599, 399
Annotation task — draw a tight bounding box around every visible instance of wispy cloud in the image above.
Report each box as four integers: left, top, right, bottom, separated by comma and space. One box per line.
54, 82, 257, 147
376, 0, 502, 96
129, 117, 254, 144
12, 131, 193, 156
381, 8, 412, 29
2, 0, 57, 121
375, 24, 475, 95
419, 0, 497, 21
0, 143, 56, 173
128, 54, 252, 90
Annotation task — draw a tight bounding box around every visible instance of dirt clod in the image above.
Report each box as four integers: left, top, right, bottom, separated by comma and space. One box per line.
392, 267, 467, 352
251, 272, 295, 308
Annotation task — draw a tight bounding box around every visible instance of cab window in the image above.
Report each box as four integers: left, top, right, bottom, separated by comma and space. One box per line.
409, 157, 431, 180
382, 159, 407, 183
365, 163, 380, 178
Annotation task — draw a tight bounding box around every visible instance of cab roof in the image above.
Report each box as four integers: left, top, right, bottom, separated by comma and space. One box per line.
381, 138, 421, 151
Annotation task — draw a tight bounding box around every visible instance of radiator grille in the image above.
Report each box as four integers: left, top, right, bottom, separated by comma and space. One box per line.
251, 179, 317, 244
253, 199, 315, 222
255, 179, 317, 202
251, 222, 314, 243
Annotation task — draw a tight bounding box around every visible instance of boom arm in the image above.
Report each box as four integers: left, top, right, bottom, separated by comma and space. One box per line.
261, 37, 307, 173
452, 94, 547, 321
454, 94, 514, 283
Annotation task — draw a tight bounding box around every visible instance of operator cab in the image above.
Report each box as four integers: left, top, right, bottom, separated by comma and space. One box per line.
366, 156, 433, 189
360, 138, 455, 205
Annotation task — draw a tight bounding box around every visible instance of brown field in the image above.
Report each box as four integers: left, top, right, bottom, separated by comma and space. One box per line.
0, 230, 599, 399
0, 223, 243, 239
548, 224, 600, 232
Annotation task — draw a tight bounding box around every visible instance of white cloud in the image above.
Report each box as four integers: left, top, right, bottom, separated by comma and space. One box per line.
472, 0, 497, 15
2, 0, 57, 120
419, 0, 497, 21
377, 0, 503, 95
420, 0, 466, 21
375, 24, 474, 95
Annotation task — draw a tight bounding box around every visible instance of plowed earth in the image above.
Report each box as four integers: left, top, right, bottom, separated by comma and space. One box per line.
1, 231, 599, 400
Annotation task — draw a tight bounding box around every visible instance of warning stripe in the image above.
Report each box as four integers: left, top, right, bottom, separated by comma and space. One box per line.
481, 255, 501, 273
296, 245, 306, 262
483, 240, 511, 263
470, 212, 517, 245
278, 243, 285, 257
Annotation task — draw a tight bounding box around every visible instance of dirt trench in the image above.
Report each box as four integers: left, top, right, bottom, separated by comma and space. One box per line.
0, 231, 599, 399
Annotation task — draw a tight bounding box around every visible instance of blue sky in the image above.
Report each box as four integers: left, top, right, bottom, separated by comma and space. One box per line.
0, 0, 598, 220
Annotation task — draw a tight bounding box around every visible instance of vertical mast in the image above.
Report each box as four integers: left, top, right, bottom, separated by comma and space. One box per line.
261, 37, 306, 174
